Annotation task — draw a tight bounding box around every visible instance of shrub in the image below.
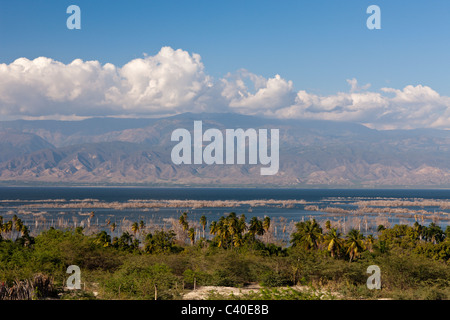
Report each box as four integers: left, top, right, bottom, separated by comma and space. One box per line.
259, 270, 291, 287
102, 262, 179, 300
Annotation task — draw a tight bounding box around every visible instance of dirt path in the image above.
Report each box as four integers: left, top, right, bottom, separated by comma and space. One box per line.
182, 284, 262, 300
182, 284, 341, 300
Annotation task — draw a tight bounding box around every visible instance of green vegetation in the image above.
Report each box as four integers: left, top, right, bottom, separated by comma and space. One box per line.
0, 213, 449, 300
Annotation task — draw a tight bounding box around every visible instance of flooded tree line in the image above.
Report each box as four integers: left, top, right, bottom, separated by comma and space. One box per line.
0, 197, 448, 244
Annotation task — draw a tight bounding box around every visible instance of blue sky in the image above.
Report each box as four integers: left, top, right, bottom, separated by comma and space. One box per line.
1, 0, 449, 94
0, 1, 449, 129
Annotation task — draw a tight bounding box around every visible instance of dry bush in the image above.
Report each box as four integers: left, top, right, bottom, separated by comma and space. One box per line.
0, 274, 54, 300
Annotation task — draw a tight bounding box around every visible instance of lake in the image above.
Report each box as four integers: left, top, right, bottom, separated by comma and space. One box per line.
0, 187, 449, 241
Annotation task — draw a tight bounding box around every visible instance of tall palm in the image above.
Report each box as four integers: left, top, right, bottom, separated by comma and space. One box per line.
294, 219, 323, 250
227, 214, 239, 242
345, 229, 366, 262
188, 228, 196, 246
217, 216, 229, 248
426, 223, 444, 244
216, 216, 227, 247
4, 221, 13, 240
110, 222, 117, 234
200, 215, 207, 238
20, 224, 30, 237
120, 231, 133, 247
365, 234, 375, 252
131, 222, 139, 238
210, 219, 225, 247
11, 215, 18, 239
210, 221, 218, 236
14, 218, 23, 240
238, 214, 247, 234
94, 231, 111, 247
248, 217, 264, 241
233, 233, 244, 248
263, 217, 271, 233
20, 225, 32, 247
413, 221, 423, 240
325, 228, 343, 258
228, 212, 237, 220
179, 212, 189, 231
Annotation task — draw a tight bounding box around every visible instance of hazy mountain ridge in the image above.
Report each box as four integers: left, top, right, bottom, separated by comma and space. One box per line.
0, 113, 450, 187
0, 131, 55, 162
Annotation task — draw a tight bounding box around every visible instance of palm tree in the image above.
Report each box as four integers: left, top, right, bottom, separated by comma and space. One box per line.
227, 214, 239, 243
94, 231, 111, 247
325, 228, 343, 258
131, 222, 139, 238
248, 217, 264, 241
262, 216, 271, 243
20, 225, 32, 247
188, 228, 196, 246
179, 212, 189, 231
200, 215, 207, 238
216, 216, 229, 248
426, 223, 444, 244
304, 219, 323, 249
139, 220, 146, 232
365, 234, 375, 252
325, 220, 331, 231
209, 219, 225, 247
210, 221, 218, 236
110, 222, 117, 234
120, 231, 132, 245
232, 233, 244, 248
228, 212, 237, 220
345, 229, 366, 262
11, 215, 18, 239
4, 221, 13, 240
238, 214, 247, 234
263, 217, 271, 233
413, 221, 423, 240
14, 218, 23, 241
293, 219, 323, 250
20, 224, 29, 237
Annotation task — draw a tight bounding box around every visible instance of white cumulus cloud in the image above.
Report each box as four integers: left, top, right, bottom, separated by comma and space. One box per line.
220, 69, 296, 113
114, 47, 212, 112
272, 81, 450, 130
0, 47, 212, 117
0, 47, 449, 130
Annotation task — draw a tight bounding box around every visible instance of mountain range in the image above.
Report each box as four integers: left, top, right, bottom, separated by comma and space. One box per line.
0, 112, 450, 187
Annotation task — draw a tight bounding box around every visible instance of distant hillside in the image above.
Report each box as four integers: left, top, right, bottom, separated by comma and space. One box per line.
1, 113, 450, 187
0, 131, 55, 162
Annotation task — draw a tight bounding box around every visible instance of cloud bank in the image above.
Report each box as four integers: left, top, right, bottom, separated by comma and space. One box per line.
1, 46, 449, 130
